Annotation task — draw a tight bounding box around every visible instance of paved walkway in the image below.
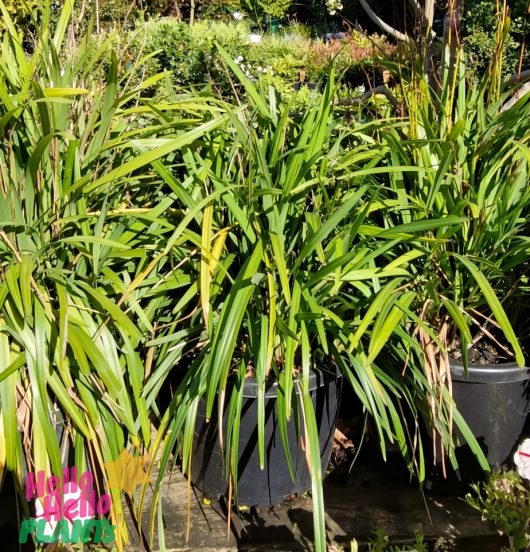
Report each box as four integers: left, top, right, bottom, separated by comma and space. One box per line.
0, 457, 504, 551
125, 456, 503, 551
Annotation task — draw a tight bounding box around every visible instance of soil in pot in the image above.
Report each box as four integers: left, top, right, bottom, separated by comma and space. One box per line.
190, 367, 342, 506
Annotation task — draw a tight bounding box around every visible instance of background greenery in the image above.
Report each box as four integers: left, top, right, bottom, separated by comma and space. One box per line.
129, 18, 390, 99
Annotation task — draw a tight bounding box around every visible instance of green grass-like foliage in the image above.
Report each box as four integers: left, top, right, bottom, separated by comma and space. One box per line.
0, 0, 229, 546
139, 45, 482, 552
382, 53, 530, 368
3, 3, 527, 552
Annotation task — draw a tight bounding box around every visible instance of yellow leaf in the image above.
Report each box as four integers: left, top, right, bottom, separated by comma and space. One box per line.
104, 449, 151, 497
200, 205, 213, 328
210, 229, 228, 275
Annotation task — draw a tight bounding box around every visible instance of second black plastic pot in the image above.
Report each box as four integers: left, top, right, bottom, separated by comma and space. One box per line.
190, 367, 341, 506
451, 360, 530, 467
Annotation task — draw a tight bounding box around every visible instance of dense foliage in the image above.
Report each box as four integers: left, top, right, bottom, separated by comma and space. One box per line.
0, 1, 229, 546
1, 2, 530, 552
463, 0, 529, 77
129, 18, 390, 100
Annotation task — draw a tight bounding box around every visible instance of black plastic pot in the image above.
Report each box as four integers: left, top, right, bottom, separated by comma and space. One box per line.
191, 367, 341, 506
450, 360, 530, 467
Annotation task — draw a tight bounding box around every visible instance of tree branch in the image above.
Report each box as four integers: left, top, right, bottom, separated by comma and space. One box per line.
357, 0, 411, 42
361, 85, 399, 108
343, 85, 400, 108
504, 69, 530, 87
501, 81, 530, 112
424, 0, 435, 28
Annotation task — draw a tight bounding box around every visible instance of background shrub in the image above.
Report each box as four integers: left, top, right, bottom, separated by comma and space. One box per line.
134, 19, 204, 87
241, 0, 295, 20
129, 18, 391, 99
463, 0, 529, 78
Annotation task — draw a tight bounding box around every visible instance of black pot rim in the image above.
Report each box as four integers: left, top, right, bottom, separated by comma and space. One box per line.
450, 359, 530, 383
240, 365, 340, 398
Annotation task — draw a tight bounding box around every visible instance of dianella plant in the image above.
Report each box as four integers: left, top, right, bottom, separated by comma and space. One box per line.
141, 46, 482, 552
379, 34, 530, 471
0, 0, 229, 546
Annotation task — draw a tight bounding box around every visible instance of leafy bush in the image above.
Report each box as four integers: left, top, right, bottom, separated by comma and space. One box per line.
128, 19, 391, 100
0, 0, 42, 22
467, 470, 530, 551
0, 0, 49, 35
133, 19, 205, 86
306, 31, 391, 80
194, 0, 242, 19
240, 0, 294, 20
463, 0, 526, 78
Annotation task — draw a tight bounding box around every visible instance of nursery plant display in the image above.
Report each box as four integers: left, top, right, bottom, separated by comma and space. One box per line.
0, 0, 230, 546
379, 37, 530, 468
138, 51, 489, 551
1, 0, 530, 550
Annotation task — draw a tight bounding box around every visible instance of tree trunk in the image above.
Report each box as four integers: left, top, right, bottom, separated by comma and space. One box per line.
357, 0, 411, 42
418, 0, 438, 88
440, 0, 463, 87
424, 0, 435, 26
169, 0, 183, 21
189, 0, 195, 26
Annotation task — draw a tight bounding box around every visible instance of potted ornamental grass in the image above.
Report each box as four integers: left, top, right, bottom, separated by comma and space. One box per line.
0, 1, 234, 547
138, 50, 486, 552
380, 46, 530, 469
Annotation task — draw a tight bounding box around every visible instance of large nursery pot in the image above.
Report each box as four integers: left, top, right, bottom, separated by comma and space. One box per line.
450, 360, 530, 467
191, 367, 342, 506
